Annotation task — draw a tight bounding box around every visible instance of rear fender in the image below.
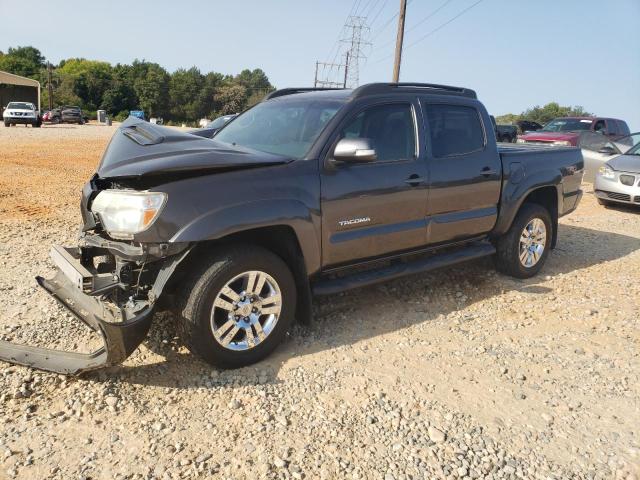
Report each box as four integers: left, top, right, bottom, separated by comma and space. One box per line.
493, 172, 562, 237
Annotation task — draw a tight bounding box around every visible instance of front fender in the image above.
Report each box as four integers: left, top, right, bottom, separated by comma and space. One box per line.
170, 199, 322, 275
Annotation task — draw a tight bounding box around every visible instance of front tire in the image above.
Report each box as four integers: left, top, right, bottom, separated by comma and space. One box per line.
597, 198, 611, 207
495, 203, 552, 279
180, 245, 296, 369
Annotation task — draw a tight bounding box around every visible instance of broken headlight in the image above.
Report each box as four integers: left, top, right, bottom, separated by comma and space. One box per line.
91, 190, 167, 240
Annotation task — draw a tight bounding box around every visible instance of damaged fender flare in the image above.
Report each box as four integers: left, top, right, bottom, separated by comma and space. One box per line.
0, 248, 191, 375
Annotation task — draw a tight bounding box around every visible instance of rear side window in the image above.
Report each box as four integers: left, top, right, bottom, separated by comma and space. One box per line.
606, 120, 618, 135
339, 103, 416, 162
424, 104, 485, 157
617, 120, 630, 136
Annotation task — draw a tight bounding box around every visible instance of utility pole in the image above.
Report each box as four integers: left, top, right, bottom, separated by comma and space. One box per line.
314, 61, 319, 87
47, 62, 54, 110
392, 0, 408, 83
343, 52, 350, 88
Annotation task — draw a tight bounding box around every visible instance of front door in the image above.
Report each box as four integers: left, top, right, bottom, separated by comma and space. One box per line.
320, 101, 429, 267
421, 101, 502, 245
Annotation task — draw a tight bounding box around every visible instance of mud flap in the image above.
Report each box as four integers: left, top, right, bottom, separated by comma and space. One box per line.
0, 270, 153, 375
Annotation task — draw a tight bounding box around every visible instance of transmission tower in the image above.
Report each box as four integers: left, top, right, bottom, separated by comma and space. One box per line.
341, 16, 371, 88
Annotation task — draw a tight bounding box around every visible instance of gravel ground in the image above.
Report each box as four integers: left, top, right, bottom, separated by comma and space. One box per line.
0, 124, 638, 480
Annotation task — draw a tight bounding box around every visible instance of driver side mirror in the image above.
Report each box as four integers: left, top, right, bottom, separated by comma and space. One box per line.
333, 138, 377, 163
598, 145, 617, 155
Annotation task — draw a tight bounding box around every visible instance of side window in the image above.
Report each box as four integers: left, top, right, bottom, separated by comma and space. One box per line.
594, 119, 606, 132
606, 120, 617, 135
424, 104, 485, 157
339, 104, 416, 162
617, 120, 630, 136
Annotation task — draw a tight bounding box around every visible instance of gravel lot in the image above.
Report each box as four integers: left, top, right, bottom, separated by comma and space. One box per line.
0, 124, 638, 480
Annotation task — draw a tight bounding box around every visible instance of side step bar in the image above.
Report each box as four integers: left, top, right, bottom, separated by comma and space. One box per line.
312, 242, 495, 296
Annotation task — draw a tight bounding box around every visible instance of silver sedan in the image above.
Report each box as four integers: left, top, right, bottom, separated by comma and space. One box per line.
582, 132, 640, 182
594, 146, 640, 207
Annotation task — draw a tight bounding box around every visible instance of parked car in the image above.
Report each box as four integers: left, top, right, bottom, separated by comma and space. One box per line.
594, 141, 640, 207
0, 82, 584, 375
581, 132, 640, 182
517, 117, 630, 147
190, 114, 238, 139
129, 110, 145, 120
516, 120, 543, 134
489, 116, 517, 143
42, 108, 62, 123
60, 106, 84, 124
3, 101, 41, 127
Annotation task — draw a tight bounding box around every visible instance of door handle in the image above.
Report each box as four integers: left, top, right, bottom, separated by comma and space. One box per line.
480, 167, 498, 177
404, 174, 424, 186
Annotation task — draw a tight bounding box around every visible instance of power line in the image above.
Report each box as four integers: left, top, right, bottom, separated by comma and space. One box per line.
405, 0, 484, 49
370, 0, 413, 41
372, 0, 484, 64
375, 0, 455, 51
370, 0, 389, 27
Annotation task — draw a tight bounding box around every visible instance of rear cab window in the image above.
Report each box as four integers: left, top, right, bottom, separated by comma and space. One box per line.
423, 103, 485, 157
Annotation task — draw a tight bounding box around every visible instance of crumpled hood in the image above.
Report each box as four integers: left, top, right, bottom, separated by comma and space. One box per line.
97, 117, 290, 179
608, 154, 640, 174
520, 131, 579, 142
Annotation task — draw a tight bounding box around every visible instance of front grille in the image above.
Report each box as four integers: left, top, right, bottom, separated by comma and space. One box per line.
635, 196, 640, 203
620, 174, 636, 186
605, 191, 631, 202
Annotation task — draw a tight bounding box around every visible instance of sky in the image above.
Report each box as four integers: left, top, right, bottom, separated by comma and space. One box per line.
1, 0, 639, 129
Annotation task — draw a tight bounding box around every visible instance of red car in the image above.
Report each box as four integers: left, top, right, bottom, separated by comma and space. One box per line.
517, 117, 630, 147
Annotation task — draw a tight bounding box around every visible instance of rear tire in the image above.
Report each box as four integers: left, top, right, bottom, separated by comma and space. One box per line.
179, 245, 296, 369
495, 203, 552, 279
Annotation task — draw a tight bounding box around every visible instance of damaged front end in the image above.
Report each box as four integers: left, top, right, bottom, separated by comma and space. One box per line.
0, 235, 190, 375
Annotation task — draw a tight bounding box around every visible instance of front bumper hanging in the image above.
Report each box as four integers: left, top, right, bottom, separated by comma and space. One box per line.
0, 243, 188, 375
0, 269, 154, 375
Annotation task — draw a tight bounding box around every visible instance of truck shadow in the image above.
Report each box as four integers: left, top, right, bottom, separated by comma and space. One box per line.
102, 223, 640, 388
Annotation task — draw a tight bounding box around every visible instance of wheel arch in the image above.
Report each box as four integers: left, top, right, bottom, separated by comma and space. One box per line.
494, 183, 561, 248
168, 225, 313, 324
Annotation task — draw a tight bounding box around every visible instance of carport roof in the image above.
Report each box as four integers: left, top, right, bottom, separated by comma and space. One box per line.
0, 70, 40, 87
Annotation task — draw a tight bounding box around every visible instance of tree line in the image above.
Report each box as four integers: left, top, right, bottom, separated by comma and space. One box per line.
496, 102, 592, 126
0, 46, 275, 123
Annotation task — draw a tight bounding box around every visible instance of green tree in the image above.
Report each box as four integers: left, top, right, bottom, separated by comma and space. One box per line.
57, 59, 113, 111
496, 102, 593, 126
169, 67, 204, 121
215, 84, 248, 115
0, 46, 46, 78
133, 63, 170, 118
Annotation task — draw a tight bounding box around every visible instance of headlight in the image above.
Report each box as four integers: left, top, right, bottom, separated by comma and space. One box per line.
516, 138, 526, 144
552, 140, 571, 146
598, 165, 615, 179
91, 190, 167, 239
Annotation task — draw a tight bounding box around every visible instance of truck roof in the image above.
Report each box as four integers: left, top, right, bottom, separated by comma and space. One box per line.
264, 82, 477, 102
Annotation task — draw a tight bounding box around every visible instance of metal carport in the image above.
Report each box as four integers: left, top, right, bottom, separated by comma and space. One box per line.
0, 70, 41, 111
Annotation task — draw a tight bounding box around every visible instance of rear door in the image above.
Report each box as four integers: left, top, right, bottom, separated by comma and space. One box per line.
320, 99, 429, 267
421, 100, 502, 245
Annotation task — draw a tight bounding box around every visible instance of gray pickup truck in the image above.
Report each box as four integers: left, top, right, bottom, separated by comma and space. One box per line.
0, 83, 584, 374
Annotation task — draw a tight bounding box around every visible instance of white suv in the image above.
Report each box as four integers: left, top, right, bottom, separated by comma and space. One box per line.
3, 102, 41, 127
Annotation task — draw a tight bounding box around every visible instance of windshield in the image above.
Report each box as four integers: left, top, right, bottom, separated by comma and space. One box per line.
541, 118, 592, 132
624, 134, 640, 155
207, 115, 235, 129
7, 102, 33, 110
214, 98, 344, 159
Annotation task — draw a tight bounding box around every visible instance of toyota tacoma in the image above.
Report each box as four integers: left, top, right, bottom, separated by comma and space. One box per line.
0, 83, 584, 374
